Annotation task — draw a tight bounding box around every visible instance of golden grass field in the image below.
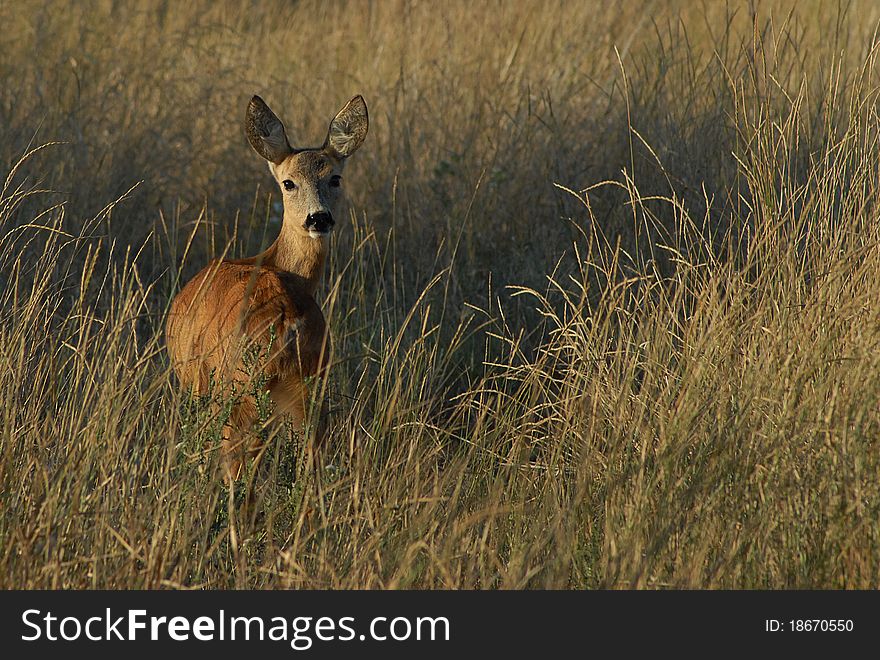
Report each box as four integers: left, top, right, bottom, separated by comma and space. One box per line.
2, 0, 880, 588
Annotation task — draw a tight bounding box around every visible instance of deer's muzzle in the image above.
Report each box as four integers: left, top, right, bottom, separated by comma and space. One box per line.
304, 211, 334, 234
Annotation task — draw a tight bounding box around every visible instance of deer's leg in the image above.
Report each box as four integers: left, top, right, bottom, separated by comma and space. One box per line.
269, 377, 327, 533
221, 424, 245, 483
220, 397, 259, 482
269, 377, 308, 432
269, 377, 330, 460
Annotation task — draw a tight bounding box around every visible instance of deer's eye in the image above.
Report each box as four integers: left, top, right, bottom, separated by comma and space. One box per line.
282, 180, 296, 191
329, 175, 342, 188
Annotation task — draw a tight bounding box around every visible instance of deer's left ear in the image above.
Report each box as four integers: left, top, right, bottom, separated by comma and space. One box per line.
324, 95, 368, 159
245, 95, 294, 165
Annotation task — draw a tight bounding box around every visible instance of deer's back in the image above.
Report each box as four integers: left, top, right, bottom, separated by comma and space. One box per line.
166, 260, 328, 394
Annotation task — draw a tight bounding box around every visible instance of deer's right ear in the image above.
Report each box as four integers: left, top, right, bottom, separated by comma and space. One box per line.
324, 95, 369, 159
245, 96, 293, 165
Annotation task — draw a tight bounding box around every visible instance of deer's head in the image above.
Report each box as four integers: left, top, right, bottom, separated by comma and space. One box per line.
245, 95, 368, 239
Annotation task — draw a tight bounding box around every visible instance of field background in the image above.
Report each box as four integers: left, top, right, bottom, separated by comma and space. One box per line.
3, 0, 880, 588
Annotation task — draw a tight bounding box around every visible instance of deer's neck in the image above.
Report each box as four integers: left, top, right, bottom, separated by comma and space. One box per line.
266, 218, 328, 296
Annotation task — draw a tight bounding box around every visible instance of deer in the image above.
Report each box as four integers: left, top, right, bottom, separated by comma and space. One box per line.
166, 94, 368, 481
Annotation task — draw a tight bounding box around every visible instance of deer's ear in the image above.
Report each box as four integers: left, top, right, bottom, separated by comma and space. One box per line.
245, 96, 293, 165
324, 95, 368, 159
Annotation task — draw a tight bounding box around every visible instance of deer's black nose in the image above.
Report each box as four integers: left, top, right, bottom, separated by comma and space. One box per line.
304, 211, 334, 233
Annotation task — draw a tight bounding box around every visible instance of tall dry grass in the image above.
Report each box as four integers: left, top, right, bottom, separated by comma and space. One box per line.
2, 0, 880, 588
